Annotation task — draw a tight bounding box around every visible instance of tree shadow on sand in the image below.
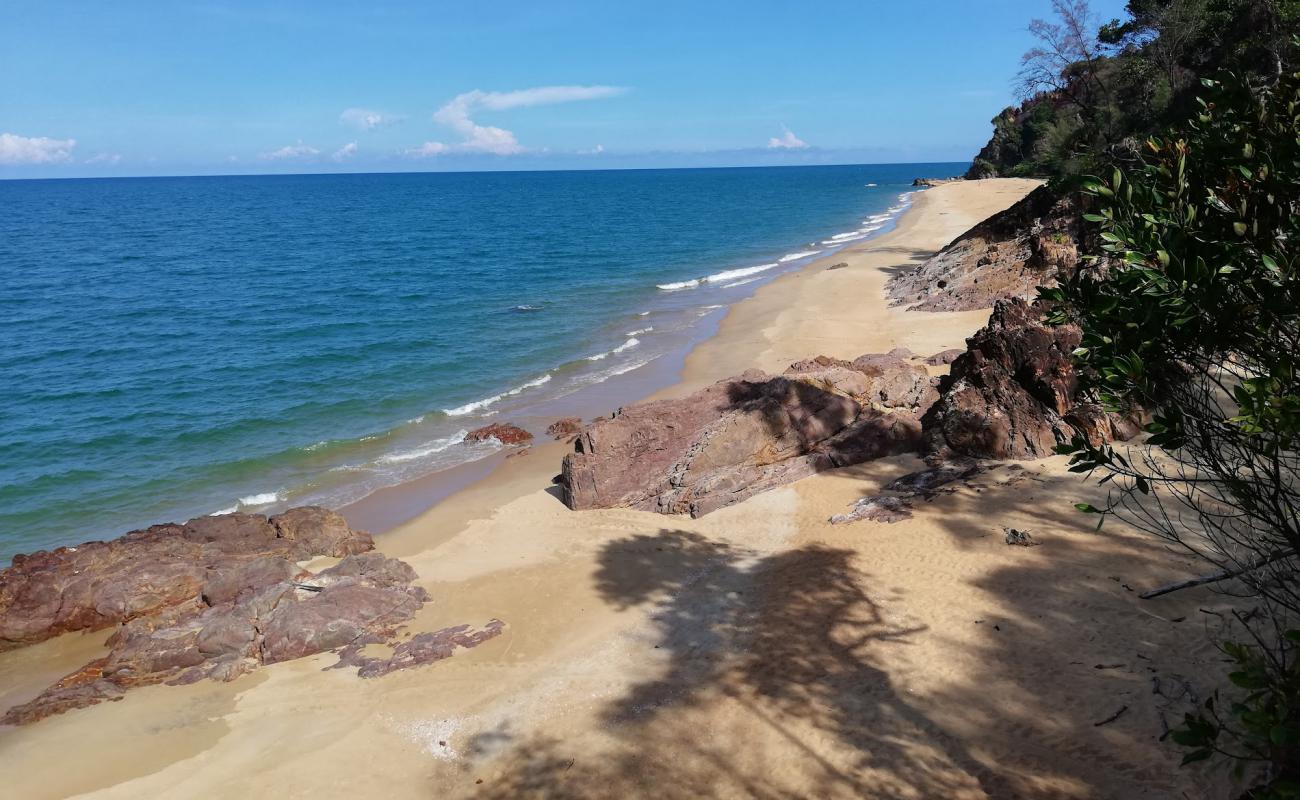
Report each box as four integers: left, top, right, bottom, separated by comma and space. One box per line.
471, 530, 1022, 798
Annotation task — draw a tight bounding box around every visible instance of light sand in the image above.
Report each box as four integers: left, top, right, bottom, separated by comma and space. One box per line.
0, 179, 1236, 799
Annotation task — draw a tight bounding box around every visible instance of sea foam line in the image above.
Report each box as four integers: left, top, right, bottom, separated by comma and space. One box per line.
443, 374, 552, 417
779, 250, 821, 263
376, 429, 469, 464
657, 262, 780, 291
586, 337, 641, 361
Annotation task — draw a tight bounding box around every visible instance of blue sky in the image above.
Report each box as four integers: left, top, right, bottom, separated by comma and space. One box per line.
0, 1, 1129, 178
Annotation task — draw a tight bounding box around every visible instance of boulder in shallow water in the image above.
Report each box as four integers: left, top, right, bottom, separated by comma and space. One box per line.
465, 422, 534, 446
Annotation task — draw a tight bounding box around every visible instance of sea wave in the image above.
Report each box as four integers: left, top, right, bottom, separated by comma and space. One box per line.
625, 326, 653, 336
238, 491, 281, 507
443, 374, 553, 416
779, 250, 821, 263
512, 304, 544, 312
586, 336, 641, 361
657, 262, 779, 291
720, 276, 763, 289
376, 430, 468, 464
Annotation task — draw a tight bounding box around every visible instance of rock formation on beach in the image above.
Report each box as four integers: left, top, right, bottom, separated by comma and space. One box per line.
922, 298, 1141, 461
559, 349, 937, 517
887, 186, 1084, 312
0, 507, 502, 725
466, 422, 534, 446
559, 300, 1140, 520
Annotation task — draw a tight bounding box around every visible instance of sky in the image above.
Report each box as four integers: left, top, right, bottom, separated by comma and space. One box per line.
0, 0, 1130, 178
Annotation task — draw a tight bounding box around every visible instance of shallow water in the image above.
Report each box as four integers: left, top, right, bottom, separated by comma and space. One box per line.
0, 163, 964, 559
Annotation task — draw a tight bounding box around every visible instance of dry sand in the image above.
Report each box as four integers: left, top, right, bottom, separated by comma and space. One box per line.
0, 179, 1238, 799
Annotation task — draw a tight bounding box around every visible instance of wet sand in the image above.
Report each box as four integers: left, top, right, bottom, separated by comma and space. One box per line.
0, 178, 1233, 799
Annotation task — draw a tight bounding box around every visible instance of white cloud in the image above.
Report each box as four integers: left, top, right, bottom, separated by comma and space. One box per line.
340, 108, 404, 131
0, 132, 77, 165
405, 141, 449, 158
84, 152, 122, 165
582, 144, 606, 155
332, 142, 358, 162
415, 85, 626, 156
261, 141, 321, 160
767, 128, 809, 150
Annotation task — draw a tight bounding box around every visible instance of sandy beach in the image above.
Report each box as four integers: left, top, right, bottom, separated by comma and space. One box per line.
0, 178, 1232, 799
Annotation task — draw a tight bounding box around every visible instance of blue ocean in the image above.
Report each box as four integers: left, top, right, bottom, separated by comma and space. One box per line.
0, 163, 964, 561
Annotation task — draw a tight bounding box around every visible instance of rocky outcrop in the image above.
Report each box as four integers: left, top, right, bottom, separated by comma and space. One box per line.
465, 422, 533, 446
0, 509, 501, 725
922, 299, 1141, 461
559, 350, 937, 517
0, 508, 372, 652
913, 177, 962, 187
887, 186, 1085, 312
546, 417, 583, 440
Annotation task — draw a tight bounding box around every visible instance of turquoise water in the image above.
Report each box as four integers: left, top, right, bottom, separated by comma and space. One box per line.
0, 163, 964, 560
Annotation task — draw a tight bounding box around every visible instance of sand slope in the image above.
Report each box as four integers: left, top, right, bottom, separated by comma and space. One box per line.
0, 179, 1237, 799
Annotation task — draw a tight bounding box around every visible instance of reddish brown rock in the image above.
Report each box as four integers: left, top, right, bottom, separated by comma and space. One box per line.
0, 507, 371, 652
546, 417, 583, 440
465, 422, 534, 446
922, 299, 1140, 461
1, 551, 436, 725
559, 352, 935, 517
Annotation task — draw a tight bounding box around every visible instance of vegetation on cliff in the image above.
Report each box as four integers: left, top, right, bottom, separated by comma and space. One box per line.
967, 0, 1299, 180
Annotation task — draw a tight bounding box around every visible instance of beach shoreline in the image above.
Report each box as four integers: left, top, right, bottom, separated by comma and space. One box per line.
0, 177, 1224, 800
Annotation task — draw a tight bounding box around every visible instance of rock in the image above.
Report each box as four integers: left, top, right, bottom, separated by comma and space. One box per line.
465, 422, 533, 446
0, 507, 371, 652
887, 186, 1086, 312
0, 513, 493, 726
913, 177, 962, 187
825, 262, 849, 271
2, 550, 436, 725
559, 352, 935, 517
829, 495, 913, 524
546, 417, 583, 440
925, 348, 965, 366
922, 299, 1140, 461
1004, 527, 1040, 546
830, 461, 982, 526
331, 619, 506, 678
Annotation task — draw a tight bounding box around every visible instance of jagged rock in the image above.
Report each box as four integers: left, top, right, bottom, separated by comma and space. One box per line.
922, 299, 1140, 461
559, 352, 935, 517
829, 495, 913, 524
887, 186, 1085, 312
465, 422, 533, 446
0, 507, 372, 652
546, 417, 583, 440
830, 462, 982, 525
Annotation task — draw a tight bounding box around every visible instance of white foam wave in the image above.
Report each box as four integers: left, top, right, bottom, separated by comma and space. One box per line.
657, 278, 701, 291
443, 374, 552, 416
865, 182, 877, 187
701, 304, 724, 310
625, 326, 653, 336
376, 430, 468, 464
720, 277, 763, 288
239, 491, 281, 507
779, 250, 821, 263
638, 311, 650, 316
705, 262, 778, 283
613, 337, 639, 353
211, 506, 238, 516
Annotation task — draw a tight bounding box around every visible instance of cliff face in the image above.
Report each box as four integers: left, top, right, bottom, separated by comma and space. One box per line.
886, 185, 1085, 312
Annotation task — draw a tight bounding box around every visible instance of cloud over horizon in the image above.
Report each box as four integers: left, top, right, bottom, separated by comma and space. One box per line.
767, 128, 808, 150
340, 108, 404, 131
0, 133, 77, 165
409, 85, 626, 157
261, 141, 322, 160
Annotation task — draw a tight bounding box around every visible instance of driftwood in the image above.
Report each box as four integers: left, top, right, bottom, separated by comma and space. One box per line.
1138, 551, 1292, 600
1093, 704, 1129, 727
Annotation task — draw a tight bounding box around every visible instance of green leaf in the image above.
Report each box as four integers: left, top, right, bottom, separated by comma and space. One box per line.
1074, 503, 1101, 514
